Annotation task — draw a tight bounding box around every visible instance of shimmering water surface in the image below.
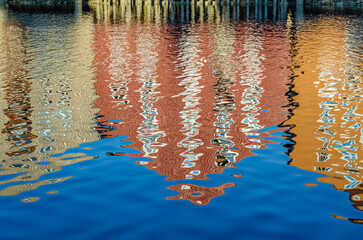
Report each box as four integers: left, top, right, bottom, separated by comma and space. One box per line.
0, 0, 362, 239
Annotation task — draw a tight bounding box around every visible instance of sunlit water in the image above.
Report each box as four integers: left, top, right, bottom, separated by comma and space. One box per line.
0, 1, 362, 239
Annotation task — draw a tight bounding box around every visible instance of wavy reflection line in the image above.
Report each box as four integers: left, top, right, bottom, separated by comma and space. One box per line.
211, 20, 239, 168
1, 17, 36, 159
135, 24, 165, 159
175, 27, 204, 179
239, 24, 264, 138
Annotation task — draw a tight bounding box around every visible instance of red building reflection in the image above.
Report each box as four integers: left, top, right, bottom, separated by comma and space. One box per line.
90, 2, 292, 205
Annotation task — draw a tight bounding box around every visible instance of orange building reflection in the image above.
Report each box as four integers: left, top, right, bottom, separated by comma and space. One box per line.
286, 12, 363, 214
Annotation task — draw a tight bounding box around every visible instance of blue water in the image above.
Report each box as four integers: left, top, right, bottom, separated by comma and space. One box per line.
1, 135, 361, 239
0, 1, 363, 239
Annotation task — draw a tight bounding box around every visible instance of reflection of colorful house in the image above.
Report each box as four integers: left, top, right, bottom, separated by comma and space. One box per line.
167, 183, 236, 205
259, 25, 292, 129
0, 11, 98, 197
286, 15, 363, 211
0, 16, 36, 161
89, 1, 293, 205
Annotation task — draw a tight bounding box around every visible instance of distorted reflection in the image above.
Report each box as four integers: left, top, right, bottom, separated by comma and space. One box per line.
211, 18, 238, 169
1, 0, 361, 220
166, 183, 236, 205
0, 5, 98, 197
88, 0, 292, 205
175, 27, 204, 178
135, 23, 165, 159
286, 10, 363, 221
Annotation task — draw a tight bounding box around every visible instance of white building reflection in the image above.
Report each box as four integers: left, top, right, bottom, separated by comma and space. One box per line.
0, 6, 99, 197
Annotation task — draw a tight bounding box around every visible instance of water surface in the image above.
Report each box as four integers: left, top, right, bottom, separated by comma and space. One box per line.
0, 1, 362, 239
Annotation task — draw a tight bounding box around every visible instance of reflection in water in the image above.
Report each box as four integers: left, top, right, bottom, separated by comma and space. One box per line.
1, 1, 361, 224
88, 0, 293, 205
175, 26, 204, 178
0, 12, 41, 194
211, 18, 238, 169
166, 183, 236, 205
1, 14, 36, 160
286, 10, 363, 221
88, 0, 290, 24
5, 0, 77, 13
135, 22, 165, 159
0, 6, 99, 197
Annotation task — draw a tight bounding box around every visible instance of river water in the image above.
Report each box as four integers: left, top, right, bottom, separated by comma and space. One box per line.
0, 0, 362, 239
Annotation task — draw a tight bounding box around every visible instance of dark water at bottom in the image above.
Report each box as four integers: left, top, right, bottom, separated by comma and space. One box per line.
0, 1, 362, 239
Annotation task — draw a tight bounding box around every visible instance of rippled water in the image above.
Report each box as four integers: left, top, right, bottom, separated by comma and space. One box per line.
0, 0, 362, 239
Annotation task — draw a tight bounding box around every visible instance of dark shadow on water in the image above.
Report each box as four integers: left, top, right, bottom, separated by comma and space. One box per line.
5, 0, 78, 13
